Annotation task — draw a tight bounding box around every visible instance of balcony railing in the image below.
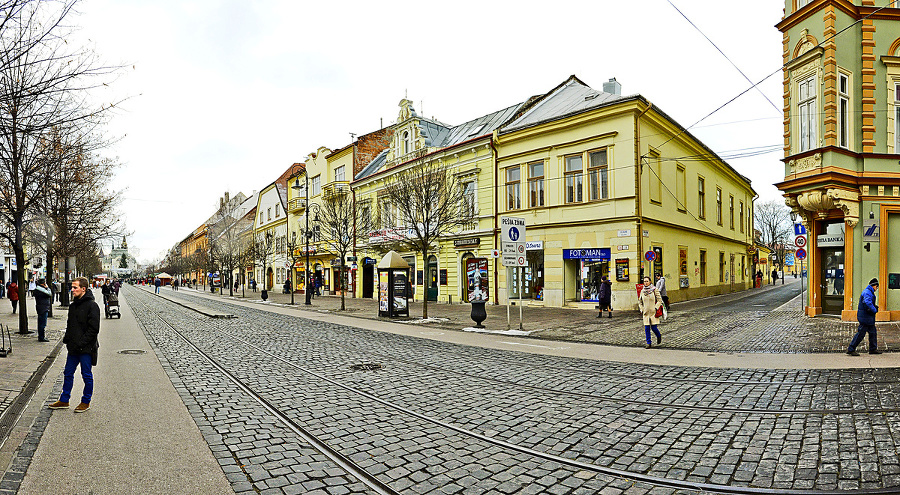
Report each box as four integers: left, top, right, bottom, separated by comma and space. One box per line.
322, 181, 349, 198
288, 198, 306, 213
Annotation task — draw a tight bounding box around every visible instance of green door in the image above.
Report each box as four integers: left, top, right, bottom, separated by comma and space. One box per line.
427, 257, 438, 301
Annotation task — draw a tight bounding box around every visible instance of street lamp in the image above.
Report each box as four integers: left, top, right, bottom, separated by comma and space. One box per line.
291, 168, 320, 305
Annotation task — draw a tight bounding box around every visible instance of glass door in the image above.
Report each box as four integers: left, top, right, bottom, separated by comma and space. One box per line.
821, 248, 844, 314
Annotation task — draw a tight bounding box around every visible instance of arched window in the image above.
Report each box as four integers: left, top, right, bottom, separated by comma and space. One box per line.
402, 130, 410, 155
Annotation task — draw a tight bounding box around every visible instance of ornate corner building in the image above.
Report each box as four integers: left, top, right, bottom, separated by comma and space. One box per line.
776, 0, 900, 320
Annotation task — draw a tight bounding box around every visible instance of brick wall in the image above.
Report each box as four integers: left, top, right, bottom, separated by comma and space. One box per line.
354, 127, 393, 177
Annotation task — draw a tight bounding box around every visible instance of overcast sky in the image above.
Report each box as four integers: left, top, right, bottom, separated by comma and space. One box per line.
73, 0, 786, 264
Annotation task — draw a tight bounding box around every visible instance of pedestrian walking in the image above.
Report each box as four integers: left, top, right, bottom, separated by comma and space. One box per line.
771, 268, 778, 285
597, 275, 612, 318
154, 277, 161, 294
847, 278, 881, 356
49, 277, 100, 413
656, 274, 669, 311
0, 279, 6, 298
9, 280, 18, 313
638, 276, 663, 349
34, 279, 52, 342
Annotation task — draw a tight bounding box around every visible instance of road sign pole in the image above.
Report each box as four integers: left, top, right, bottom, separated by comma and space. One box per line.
519, 266, 524, 331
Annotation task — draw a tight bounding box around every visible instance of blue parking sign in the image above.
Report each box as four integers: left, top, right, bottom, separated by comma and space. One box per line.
794, 223, 806, 236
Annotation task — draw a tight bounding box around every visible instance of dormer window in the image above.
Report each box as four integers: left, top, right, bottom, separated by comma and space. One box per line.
402, 130, 411, 155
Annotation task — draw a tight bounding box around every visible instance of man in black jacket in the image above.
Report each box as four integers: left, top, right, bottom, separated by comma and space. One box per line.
49, 277, 100, 413
34, 279, 52, 342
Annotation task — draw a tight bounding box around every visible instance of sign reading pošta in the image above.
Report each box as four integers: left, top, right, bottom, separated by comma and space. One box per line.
500, 216, 526, 266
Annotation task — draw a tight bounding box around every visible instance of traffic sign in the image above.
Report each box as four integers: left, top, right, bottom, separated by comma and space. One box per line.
644, 250, 656, 262
796, 248, 807, 260
794, 235, 807, 248
491, 249, 500, 258
500, 216, 526, 242
794, 223, 807, 236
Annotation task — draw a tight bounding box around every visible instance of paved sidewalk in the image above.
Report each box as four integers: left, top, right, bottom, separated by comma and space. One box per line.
170, 279, 900, 355
0, 292, 232, 495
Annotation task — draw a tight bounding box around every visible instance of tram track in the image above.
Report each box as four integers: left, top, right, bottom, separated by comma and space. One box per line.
152, 288, 900, 416
127, 287, 900, 494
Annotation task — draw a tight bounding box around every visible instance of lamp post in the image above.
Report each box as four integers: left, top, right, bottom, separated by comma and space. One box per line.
291, 167, 320, 306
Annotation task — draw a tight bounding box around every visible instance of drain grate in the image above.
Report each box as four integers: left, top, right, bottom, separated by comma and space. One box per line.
349, 363, 382, 372
118, 349, 147, 355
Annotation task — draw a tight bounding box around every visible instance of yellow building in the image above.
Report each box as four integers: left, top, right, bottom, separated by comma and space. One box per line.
351, 98, 521, 304
495, 76, 756, 308
351, 77, 756, 309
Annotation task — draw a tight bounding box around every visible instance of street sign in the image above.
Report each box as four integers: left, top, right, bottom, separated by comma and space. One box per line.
644, 250, 656, 262
796, 248, 807, 260
500, 216, 526, 242
490, 249, 500, 258
794, 223, 807, 236
794, 235, 807, 248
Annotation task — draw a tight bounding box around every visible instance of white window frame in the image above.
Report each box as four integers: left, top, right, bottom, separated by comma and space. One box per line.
798, 75, 817, 152
838, 72, 850, 149
564, 155, 583, 203
588, 150, 608, 201
334, 165, 346, 182
528, 161, 544, 207
311, 175, 321, 197
676, 164, 686, 212
506, 166, 521, 210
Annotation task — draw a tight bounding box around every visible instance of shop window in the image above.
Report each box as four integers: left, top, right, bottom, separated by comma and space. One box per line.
719, 252, 726, 283
798, 75, 817, 152
506, 166, 521, 210
699, 249, 707, 285
588, 150, 608, 201
528, 161, 544, 207
578, 260, 609, 302
698, 177, 706, 219
565, 155, 583, 203
676, 164, 686, 212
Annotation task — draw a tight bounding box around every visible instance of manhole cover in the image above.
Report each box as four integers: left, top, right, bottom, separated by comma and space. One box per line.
349, 363, 382, 372
118, 349, 146, 355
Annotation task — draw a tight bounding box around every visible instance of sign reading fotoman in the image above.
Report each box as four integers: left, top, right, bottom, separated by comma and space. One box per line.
563, 248, 611, 261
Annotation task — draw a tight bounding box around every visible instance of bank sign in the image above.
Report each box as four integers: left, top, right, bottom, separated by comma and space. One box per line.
563, 248, 611, 261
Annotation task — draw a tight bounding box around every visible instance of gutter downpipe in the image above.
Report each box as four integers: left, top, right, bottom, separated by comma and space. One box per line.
635, 101, 652, 281
490, 132, 499, 305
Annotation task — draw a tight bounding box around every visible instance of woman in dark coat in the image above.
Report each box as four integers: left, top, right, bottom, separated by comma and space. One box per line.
8, 281, 18, 313
597, 275, 613, 318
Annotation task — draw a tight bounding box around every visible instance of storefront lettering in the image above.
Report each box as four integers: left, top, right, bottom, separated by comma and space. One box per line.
563, 248, 611, 261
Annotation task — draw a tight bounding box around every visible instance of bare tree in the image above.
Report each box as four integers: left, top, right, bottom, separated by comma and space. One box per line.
0, 0, 122, 332
313, 189, 367, 310
754, 199, 793, 277
209, 194, 248, 297
381, 160, 474, 318
284, 230, 306, 305
252, 230, 276, 292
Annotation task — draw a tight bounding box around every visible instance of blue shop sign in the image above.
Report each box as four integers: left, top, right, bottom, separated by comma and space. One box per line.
563, 248, 611, 261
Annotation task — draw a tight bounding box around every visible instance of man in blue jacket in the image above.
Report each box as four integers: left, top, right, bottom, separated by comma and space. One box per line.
847, 278, 881, 356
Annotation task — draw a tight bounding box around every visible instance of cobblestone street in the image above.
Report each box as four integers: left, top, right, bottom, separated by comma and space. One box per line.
4, 282, 900, 495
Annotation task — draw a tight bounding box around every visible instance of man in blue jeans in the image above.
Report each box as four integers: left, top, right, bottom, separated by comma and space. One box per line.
49, 277, 100, 412
847, 278, 881, 356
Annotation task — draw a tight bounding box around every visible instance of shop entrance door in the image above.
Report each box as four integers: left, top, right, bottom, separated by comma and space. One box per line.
427, 256, 438, 301
887, 213, 900, 313
820, 248, 844, 315
362, 263, 374, 298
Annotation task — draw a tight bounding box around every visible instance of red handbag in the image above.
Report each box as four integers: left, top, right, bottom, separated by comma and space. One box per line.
655, 306, 664, 318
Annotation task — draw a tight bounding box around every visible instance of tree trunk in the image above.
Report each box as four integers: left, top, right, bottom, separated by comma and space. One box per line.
14, 245, 29, 334
340, 260, 346, 310
420, 248, 428, 319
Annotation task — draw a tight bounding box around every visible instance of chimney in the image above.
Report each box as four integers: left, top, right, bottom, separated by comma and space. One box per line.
603, 77, 621, 95
225, 192, 230, 204
220, 197, 224, 208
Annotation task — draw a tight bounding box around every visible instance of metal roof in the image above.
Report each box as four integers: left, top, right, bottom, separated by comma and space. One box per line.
354, 148, 389, 181
501, 77, 628, 133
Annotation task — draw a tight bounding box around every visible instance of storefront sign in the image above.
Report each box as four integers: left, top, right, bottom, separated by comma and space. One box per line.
863, 220, 880, 242
453, 237, 481, 248
816, 234, 844, 247
525, 241, 543, 250
563, 248, 611, 261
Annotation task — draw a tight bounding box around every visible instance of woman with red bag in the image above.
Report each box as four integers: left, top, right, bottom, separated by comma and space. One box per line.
638, 276, 663, 348
8, 280, 18, 313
